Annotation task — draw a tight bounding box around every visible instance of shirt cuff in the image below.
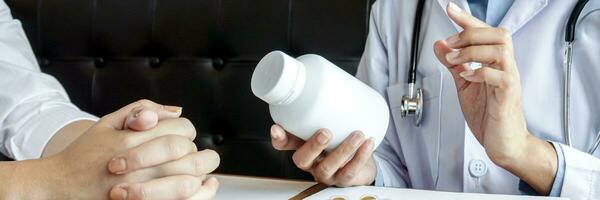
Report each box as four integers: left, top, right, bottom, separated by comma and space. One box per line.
6, 106, 97, 160
517, 141, 566, 196
548, 141, 566, 197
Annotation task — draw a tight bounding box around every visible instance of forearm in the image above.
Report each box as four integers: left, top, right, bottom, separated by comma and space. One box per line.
42, 120, 96, 157
0, 158, 62, 199
500, 134, 558, 195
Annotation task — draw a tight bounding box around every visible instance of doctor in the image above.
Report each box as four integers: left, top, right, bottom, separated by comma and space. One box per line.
270, 0, 600, 199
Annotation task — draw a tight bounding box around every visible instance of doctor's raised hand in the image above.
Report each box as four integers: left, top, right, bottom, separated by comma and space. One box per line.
433, 3, 558, 195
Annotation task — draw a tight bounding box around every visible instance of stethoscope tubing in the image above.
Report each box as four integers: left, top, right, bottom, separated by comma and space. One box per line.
563, 0, 600, 154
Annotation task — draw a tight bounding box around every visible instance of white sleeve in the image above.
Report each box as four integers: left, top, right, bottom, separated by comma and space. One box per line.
356, 1, 410, 188
558, 144, 600, 199
0, 0, 97, 160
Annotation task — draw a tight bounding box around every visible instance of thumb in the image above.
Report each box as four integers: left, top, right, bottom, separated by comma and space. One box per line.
124, 105, 182, 131
99, 99, 182, 130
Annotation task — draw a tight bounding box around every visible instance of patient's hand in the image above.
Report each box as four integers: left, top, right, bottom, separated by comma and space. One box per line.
270, 124, 376, 187
29, 100, 220, 200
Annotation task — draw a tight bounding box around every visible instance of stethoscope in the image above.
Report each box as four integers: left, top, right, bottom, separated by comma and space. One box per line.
400, 0, 600, 154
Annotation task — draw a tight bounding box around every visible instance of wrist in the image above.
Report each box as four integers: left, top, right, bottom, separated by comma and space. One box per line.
7, 157, 64, 199
501, 134, 558, 194
488, 130, 531, 170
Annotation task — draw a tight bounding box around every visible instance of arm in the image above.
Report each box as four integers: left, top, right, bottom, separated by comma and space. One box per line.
41, 120, 95, 157
433, 3, 559, 194
1, 101, 220, 200
0, 0, 97, 160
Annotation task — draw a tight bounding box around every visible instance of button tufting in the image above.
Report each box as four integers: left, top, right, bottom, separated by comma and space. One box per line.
38, 58, 50, 67
213, 58, 225, 70
149, 57, 160, 67
212, 134, 224, 145
95, 57, 105, 66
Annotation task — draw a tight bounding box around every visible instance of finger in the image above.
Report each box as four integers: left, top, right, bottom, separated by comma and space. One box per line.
271, 124, 305, 150
434, 40, 470, 82
291, 129, 331, 171
445, 45, 512, 69
125, 105, 183, 131
108, 135, 198, 174
100, 99, 180, 130
460, 67, 514, 89
148, 149, 220, 178
334, 138, 375, 186
187, 177, 219, 200
446, 2, 489, 29
109, 175, 206, 200
314, 131, 365, 184
446, 27, 512, 49
131, 117, 197, 144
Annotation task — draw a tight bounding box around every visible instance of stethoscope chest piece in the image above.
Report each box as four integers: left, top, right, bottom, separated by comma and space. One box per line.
401, 87, 423, 126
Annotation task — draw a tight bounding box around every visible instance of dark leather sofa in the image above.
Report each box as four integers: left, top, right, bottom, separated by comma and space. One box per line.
3, 0, 374, 180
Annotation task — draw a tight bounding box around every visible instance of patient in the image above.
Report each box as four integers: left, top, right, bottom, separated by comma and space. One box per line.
0, 0, 219, 199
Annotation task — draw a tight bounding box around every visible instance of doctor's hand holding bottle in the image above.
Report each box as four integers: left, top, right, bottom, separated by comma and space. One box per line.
433, 3, 558, 195
270, 125, 377, 187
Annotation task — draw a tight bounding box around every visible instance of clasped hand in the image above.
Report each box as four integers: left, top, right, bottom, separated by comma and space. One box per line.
45, 100, 220, 200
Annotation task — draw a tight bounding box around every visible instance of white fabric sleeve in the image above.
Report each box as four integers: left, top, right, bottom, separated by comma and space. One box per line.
356, 1, 410, 188
0, 0, 97, 160
558, 144, 600, 200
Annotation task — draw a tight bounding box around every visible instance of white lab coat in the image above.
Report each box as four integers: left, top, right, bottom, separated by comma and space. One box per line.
357, 0, 600, 199
0, 0, 96, 160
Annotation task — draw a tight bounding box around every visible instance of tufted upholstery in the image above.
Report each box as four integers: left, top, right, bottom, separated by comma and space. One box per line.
4, 0, 373, 179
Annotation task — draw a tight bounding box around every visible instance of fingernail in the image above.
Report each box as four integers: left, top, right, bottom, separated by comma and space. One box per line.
108, 157, 127, 174
460, 70, 475, 77
111, 185, 128, 200
317, 130, 331, 145
350, 132, 364, 147
448, 2, 462, 14
270, 126, 282, 140
446, 51, 460, 62
165, 105, 182, 113
365, 138, 375, 151
446, 35, 459, 46
132, 109, 143, 118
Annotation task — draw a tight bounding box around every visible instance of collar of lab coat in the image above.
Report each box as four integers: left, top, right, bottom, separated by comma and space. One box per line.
436, 0, 548, 34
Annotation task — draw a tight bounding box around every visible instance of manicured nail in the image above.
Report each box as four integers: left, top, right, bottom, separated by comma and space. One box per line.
165, 105, 182, 113
460, 70, 475, 77
448, 2, 462, 14
132, 109, 143, 118
446, 35, 460, 46
270, 126, 282, 140
316, 130, 331, 145
365, 138, 375, 151
111, 185, 128, 200
446, 51, 460, 62
350, 132, 364, 147
108, 157, 127, 174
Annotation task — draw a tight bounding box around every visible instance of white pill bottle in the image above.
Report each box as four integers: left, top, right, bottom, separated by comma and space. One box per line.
251, 51, 389, 151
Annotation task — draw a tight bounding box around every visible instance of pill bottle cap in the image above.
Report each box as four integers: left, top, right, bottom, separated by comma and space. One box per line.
251, 51, 306, 105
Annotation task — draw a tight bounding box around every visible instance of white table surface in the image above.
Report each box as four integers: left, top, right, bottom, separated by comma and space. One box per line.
212, 174, 568, 200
